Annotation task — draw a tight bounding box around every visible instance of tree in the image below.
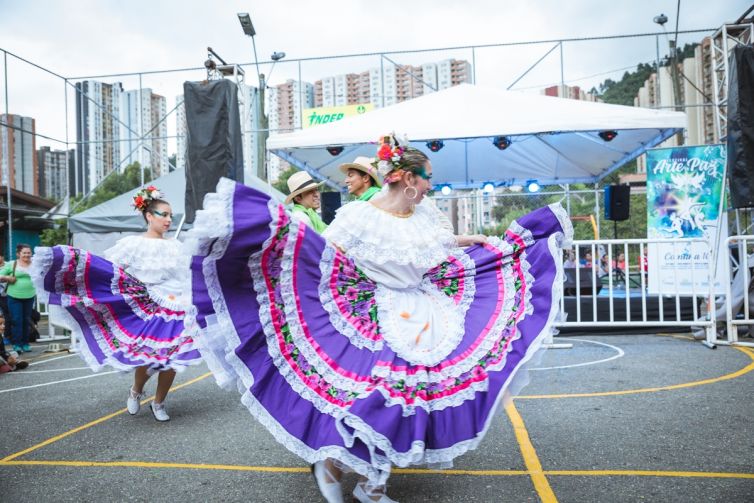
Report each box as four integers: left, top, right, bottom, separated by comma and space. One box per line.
272, 166, 300, 195
39, 162, 154, 246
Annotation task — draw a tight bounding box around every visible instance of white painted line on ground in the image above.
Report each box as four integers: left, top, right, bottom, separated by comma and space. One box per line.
531, 338, 625, 371
7, 367, 90, 374
28, 354, 77, 366
0, 371, 118, 393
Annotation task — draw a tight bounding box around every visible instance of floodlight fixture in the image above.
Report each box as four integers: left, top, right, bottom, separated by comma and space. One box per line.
271, 52, 286, 61
598, 130, 618, 142
426, 140, 444, 152
238, 13, 256, 36
482, 182, 495, 193
492, 136, 511, 150
326, 146, 345, 156
526, 180, 540, 193
440, 185, 452, 196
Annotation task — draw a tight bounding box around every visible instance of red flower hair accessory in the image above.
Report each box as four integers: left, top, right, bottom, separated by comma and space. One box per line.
371, 133, 410, 179
132, 185, 163, 212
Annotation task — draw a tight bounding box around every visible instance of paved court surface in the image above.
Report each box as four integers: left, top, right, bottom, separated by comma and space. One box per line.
1, 334, 753, 502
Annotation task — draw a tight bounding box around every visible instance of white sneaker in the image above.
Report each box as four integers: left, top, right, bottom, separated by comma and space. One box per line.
149, 402, 170, 422
311, 461, 344, 503
353, 482, 398, 503
126, 388, 143, 415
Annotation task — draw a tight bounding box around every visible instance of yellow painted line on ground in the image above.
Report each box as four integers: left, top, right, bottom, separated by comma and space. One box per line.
393, 467, 528, 476
506, 402, 558, 502
545, 470, 754, 479
518, 346, 754, 399
1, 460, 752, 481
0, 459, 308, 473
0, 372, 211, 462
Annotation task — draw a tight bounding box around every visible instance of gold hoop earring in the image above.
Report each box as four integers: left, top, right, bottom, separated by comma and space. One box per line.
403, 186, 418, 200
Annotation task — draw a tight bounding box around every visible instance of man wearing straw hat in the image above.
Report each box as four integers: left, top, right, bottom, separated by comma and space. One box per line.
339, 156, 381, 202
285, 171, 328, 233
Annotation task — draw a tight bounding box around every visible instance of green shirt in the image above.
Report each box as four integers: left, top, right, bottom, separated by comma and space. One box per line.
292, 204, 328, 234
0, 261, 36, 299
357, 186, 381, 201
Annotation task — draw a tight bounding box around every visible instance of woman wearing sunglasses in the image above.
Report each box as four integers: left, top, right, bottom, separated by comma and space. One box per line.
32, 186, 201, 422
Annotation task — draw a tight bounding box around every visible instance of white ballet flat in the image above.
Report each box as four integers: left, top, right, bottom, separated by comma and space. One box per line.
126, 388, 143, 415
353, 482, 398, 503
311, 460, 344, 503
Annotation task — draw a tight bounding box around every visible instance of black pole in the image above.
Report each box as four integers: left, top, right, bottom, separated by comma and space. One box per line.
613, 220, 618, 240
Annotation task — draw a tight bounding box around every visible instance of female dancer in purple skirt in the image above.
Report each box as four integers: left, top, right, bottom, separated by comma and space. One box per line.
189, 135, 571, 502
31, 187, 201, 422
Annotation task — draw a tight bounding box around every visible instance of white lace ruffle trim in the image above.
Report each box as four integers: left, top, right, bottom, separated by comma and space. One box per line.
322, 201, 457, 268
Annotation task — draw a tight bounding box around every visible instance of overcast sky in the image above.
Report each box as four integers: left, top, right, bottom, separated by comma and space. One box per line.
1, 0, 751, 152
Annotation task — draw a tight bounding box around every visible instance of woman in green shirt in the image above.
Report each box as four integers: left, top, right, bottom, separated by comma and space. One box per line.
0, 244, 36, 353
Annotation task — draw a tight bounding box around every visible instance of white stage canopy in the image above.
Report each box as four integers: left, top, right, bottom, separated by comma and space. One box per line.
268, 84, 687, 190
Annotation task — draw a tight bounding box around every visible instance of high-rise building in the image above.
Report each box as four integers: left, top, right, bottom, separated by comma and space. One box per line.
0, 114, 38, 195
542, 84, 602, 102
238, 84, 262, 182
313, 59, 473, 109
268, 80, 314, 181
268, 80, 315, 133
74, 80, 122, 196
175, 94, 187, 171
120, 89, 169, 177
633, 38, 718, 174
37, 146, 71, 201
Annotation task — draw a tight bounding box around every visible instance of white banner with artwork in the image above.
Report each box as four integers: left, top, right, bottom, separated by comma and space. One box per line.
646, 145, 728, 295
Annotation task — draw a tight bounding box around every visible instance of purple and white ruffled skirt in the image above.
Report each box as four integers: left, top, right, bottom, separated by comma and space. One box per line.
31, 246, 201, 372
189, 179, 571, 484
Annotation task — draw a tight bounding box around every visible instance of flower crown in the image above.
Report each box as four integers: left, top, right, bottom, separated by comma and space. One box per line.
372, 133, 410, 181
132, 185, 163, 212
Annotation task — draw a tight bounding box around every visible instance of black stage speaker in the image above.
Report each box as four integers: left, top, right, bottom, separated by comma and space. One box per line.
320, 192, 342, 224
727, 44, 754, 209
563, 267, 603, 296
183, 79, 244, 223
604, 184, 630, 221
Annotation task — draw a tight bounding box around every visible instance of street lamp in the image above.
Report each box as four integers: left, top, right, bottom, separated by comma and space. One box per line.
653, 12, 684, 144
238, 13, 267, 180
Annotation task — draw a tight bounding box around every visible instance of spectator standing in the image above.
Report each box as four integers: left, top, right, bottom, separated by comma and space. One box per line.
0, 254, 10, 345
0, 244, 36, 353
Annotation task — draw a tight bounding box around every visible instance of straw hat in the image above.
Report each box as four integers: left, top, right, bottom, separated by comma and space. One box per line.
285, 171, 324, 204
338, 156, 382, 187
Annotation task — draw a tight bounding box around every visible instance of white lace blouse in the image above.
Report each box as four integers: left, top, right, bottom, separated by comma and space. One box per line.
104, 235, 191, 308
322, 201, 467, 367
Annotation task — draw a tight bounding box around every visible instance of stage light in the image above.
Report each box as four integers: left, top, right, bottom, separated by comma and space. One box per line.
492, 136, 511, 150
526, 180, 540, 193
482, 182, 495, 193
426, 140, 444, 152
326, 146, 344, 156
440, 185, 452, 196
598, 130, 618, 142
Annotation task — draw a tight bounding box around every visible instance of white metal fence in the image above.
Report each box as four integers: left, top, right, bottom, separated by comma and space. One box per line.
724, 235, 754, 347
553, 238, 716, 342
